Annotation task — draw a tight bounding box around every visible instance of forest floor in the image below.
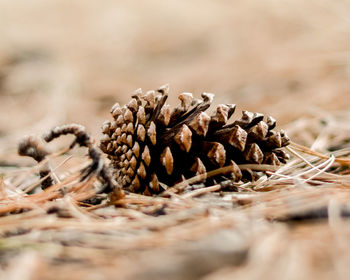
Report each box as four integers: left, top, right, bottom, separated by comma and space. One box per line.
0, 1, 349, 279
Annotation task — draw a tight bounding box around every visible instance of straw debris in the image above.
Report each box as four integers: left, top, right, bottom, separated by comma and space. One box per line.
1, 91, 349, 280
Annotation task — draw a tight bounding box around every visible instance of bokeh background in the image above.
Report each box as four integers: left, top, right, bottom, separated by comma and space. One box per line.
0, 2, 350, 279
0, 0, 350, 156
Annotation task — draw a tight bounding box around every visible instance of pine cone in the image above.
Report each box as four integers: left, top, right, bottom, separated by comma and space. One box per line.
100, 85, 290, 195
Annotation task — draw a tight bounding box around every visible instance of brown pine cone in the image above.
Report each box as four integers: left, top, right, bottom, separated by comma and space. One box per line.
100, 85, 290, 195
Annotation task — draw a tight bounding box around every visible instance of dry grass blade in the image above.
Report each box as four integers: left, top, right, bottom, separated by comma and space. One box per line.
291, 142, 350, 165
181, 184, 222, 198
165, 164, 278, 195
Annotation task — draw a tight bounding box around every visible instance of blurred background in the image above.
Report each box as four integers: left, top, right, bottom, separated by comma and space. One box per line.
0, 0, 349, 157
0, 3, 350, 279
